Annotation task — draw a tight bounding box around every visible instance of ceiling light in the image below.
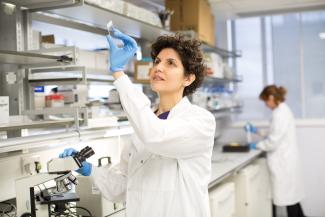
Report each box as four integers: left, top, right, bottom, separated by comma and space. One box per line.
2, 2, 16, 15
319, 32, 325, 40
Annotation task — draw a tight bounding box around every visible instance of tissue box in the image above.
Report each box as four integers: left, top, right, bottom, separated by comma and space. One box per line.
0, 96, 9, 124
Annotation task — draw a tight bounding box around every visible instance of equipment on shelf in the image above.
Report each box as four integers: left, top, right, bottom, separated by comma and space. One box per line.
222, 142, 250, 152
15, 146, 95, 217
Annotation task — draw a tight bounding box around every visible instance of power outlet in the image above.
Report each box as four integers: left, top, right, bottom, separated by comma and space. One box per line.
21, 155, 41, 175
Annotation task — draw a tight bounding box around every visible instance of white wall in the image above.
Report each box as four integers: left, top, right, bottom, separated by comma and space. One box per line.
216, 120, 325, 217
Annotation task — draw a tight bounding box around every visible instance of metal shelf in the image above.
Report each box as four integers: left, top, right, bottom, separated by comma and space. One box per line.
32, 1, 172, 42
202, 43, 242, 58
0, 119, 74, 131
0, 122, 133, 153
0, 50, 73, 68
209, 105, 243, 113
5, 0, 83, 12
28, 66, 114, 85
0, 131, 80, 153
178, 30, 241, 58
204, 75, 243, 84
22, 107, 88, 130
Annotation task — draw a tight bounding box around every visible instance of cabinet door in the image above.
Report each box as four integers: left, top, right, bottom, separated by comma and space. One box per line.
109, 208, 126, 217
230, 159, 272, 217
209, 182, 236, 217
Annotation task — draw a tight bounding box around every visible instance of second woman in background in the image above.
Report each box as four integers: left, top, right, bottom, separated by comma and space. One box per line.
246, 85, 305, 217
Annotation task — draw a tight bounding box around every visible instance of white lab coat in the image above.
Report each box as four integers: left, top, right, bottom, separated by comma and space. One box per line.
91, 75, 216, 217
257, 103, 304, 206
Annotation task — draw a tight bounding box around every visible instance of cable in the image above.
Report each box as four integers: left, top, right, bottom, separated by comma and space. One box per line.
9, 203, 16, 217
0, 212, 11, 217
0, 202, 16, 217
0, 202, 13, 214
69, 206, 92, 217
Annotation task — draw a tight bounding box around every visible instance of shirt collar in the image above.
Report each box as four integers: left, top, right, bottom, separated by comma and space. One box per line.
151, 97, 191, 119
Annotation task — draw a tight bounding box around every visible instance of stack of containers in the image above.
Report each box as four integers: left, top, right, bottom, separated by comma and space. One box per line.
85, 0, 162, 27
204, 52, 224, 78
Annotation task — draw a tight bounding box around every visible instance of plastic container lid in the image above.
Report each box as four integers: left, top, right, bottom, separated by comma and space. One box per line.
46, 94, 64, 100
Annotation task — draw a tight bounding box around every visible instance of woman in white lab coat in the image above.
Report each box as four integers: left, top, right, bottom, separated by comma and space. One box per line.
246, 85, 305, 217
60, 28, 216, 217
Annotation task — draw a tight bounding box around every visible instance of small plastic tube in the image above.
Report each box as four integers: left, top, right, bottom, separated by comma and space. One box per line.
107, 20, 113, 35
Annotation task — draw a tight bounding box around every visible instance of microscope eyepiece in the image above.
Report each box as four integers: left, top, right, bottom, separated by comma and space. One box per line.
74, 146, 95, 167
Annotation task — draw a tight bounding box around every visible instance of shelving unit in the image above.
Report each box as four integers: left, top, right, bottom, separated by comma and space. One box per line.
0, 0, 243, 150
30, 1, 240, 59
0, 50, 73, 68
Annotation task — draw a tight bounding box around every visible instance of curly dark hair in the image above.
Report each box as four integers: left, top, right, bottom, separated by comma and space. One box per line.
150, 34, 206, 96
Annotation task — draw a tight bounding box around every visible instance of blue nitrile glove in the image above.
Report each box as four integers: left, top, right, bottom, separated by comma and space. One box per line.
106, 27, 138, 73
59, 148, 92, 176
248, 142, 257, 150
244, 122, 258, 134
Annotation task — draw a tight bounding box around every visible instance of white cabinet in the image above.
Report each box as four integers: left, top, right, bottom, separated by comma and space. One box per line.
108, 209, 126, 217
209, 182, 236, 217
253, 158, 272, 217
76, 176, 125, 217
230, 159, 272, 217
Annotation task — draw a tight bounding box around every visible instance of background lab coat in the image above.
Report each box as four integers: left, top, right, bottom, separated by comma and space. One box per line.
257, 103, 304, 206
91, 75, 216, 217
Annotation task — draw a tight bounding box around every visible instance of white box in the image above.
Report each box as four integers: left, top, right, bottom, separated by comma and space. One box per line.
95, 51, 109, 72
124, 2, 140, 19
204, 52, 224, 78
99, 0, 124, 14
76, 176, 124, 217
0, 96, 9, 124
77, 50, 96, 70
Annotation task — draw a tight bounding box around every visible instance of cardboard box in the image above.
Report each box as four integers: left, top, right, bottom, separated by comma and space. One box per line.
210, 14, 216, 46
41, 35, 55, 44
0, 96, 9, 124
166, 0, 215, 46
134, 61, 152, 83
166, 0, 183, 31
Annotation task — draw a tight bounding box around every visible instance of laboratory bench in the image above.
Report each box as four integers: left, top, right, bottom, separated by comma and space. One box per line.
209, 146, 264, 188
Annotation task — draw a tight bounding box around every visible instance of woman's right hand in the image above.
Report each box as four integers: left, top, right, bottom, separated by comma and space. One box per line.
244, 122, 258, 134
106, 27, 138, 73
59, 148, 92, 176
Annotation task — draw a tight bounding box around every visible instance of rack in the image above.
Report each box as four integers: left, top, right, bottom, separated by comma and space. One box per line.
0, 50, 73, 68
